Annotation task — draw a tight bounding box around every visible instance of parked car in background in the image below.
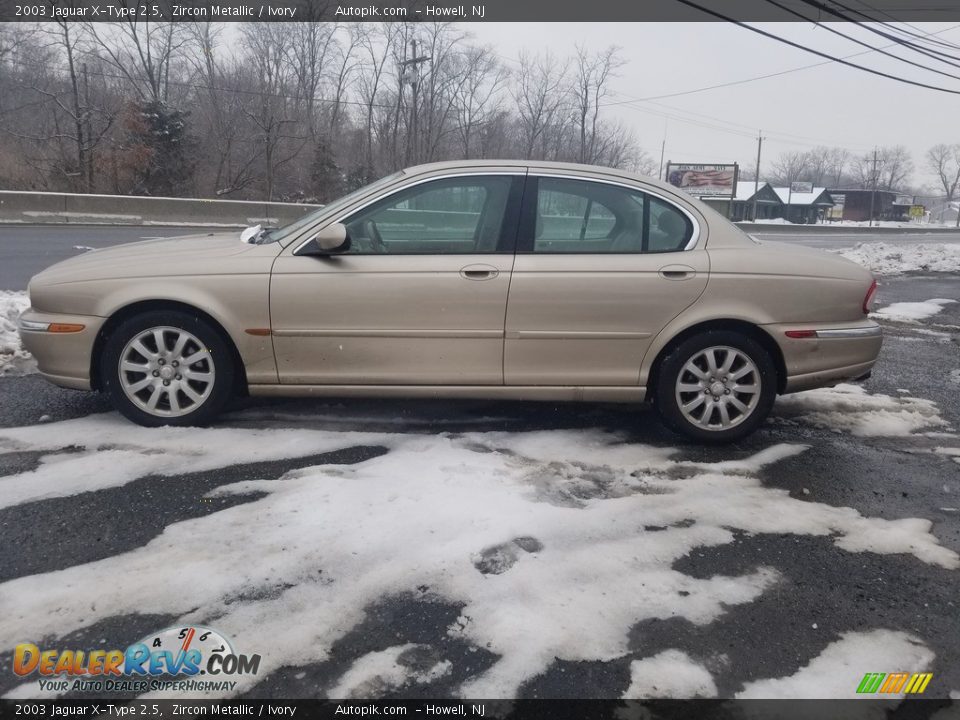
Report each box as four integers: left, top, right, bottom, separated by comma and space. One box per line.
19, 160, 882, 442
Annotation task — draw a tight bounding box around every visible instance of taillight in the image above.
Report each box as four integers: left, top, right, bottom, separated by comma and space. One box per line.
862, 279, 878, 315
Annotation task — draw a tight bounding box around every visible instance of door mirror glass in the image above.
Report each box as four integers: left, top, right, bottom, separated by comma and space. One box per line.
300, 222, 350, 255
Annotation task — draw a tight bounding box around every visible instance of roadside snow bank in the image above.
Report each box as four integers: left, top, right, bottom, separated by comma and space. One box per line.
873, 298, 956, 323
775, 384, 949, 437
0, 291, 34, 377
839, 242, 960, 275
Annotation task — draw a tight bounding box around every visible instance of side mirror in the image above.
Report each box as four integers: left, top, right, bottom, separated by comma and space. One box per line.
299, 222, 350, 256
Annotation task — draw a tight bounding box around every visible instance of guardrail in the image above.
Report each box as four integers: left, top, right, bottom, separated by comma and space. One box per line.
0, 190, 321, 227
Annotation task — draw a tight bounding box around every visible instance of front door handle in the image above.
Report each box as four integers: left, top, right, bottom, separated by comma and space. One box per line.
659, 264, 696, 280
460, 264, 499, 280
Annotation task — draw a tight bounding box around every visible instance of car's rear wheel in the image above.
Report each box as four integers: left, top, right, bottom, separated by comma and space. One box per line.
101, 310, 235, 427
655, 331, 777, 443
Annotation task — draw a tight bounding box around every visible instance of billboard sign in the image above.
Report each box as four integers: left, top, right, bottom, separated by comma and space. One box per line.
909, 205, 925, 218
666, 163, 737, 197
828, 193, 845, 220
790, 181, 814, 194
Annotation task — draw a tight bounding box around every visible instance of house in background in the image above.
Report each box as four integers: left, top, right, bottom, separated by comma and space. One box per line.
825, 189, 898, 221
699, 181, 784, 221
771, 186, 835, 224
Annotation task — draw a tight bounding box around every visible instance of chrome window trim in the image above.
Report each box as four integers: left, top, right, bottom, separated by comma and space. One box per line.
814, 326, 883, 339
291, 170, 528, 256
530, 172, 702, 251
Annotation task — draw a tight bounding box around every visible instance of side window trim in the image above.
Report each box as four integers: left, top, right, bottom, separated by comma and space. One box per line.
292, 171, 528, 256
518, 173, 701, 254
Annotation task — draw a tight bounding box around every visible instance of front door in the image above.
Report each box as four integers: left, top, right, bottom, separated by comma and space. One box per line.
270, 173, 524, 385
504, 175, 709, 386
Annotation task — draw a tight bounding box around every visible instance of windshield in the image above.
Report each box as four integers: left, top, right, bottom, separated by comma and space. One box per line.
265, 171, 405, 244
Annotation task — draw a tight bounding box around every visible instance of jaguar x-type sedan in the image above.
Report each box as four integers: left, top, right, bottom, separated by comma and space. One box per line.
19, 160, 882, 442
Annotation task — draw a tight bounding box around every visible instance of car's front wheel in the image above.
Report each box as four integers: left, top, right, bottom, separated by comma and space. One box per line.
655, 331, 777, 443
101, 310, 235, 427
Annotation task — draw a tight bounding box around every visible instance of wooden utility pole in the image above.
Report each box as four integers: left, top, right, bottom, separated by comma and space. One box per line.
401, 39, 431, 165
752, 130, 764, 221
868, 147, 878, 227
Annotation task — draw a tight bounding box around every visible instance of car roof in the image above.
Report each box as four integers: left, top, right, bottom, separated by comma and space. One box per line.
401, 159, 688, 198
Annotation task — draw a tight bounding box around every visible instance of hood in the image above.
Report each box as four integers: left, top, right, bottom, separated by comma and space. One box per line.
31, 232, 269, 286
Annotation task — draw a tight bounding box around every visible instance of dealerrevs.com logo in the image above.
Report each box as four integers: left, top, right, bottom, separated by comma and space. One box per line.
13, 626, 261, 694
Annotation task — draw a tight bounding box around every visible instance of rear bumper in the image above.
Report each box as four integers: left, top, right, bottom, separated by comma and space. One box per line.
765, 320, 883, 394
17, 307, 103, 391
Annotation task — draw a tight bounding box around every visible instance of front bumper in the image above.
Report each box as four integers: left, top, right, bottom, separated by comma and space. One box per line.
18, 307, 105, 390
765, 320, 883, 394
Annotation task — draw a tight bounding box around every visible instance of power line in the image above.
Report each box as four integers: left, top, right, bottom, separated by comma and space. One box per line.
599, 22, 960, 105
798, 0, 960, 68
673, 0, 960, 95
760, 0, 960, 81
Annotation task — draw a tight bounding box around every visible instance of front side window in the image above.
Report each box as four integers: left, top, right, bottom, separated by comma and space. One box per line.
343, 175, 516, 254
530, 177, 693, 254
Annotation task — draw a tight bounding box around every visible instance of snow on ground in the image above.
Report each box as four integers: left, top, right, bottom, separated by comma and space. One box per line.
774, 384, 950, 437
329, 644, 452, 698
0, 414, 389, 509
0, 291, 34, 377
737, 630, 933, 700
623, 650, 717, 699
873, 298, 956, 324
1, 421, 956, 700
839, 242, 960, 275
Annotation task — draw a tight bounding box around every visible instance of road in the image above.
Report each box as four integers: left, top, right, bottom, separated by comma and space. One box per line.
1, 223, 960, 290
0, 225, 959, 701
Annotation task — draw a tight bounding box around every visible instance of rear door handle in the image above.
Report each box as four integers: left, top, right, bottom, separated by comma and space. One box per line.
460, 264, 499, 280
659, 264, 696, 280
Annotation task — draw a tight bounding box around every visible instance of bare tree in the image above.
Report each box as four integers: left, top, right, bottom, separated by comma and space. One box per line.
513, 51, 570, 160
927, 143, 960, 202
451, 45, 505, 159
240, 23, 308, 200
84, 21, 188, 104
572, 45, 624, 165
769, 151, 810, 186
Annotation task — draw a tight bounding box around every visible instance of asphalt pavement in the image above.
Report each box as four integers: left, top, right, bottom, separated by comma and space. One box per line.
0, 225, 958, 702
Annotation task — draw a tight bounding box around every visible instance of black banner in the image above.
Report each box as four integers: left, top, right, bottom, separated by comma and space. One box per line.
2, 0, 960, 23
0, 699, 957, 720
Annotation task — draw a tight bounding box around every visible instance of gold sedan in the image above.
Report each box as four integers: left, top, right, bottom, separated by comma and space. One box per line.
19, 161, 881, 442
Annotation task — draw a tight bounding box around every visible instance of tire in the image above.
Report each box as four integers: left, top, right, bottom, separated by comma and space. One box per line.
654, 330, 777, 443
101, 310, 235, 427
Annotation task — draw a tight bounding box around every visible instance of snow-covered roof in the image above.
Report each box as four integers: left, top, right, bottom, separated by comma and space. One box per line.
771, 187, 832, 206
733, 180, 770, 202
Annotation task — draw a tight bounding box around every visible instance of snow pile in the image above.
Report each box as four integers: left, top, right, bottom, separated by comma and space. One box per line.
1, 422, 956, 700
775, 384, 949, 437
738, 630, 933, 700
330, 645, 452, 698
0, 291, 35, 377
839, 242, 960, 275
873, 298, 956, 323
0, 414, 389, 509
623, 650, 717, 699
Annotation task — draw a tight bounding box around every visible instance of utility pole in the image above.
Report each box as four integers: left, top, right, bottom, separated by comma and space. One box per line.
658, 138, 666, 180
401, 39, 431, 165
868, 146, 878, 228
752, 130, 764, 221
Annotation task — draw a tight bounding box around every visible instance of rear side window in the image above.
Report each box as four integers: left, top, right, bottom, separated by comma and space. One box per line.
527, 177, 693, 254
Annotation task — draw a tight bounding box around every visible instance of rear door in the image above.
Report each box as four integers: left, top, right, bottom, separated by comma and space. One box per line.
504, 174, 709, 386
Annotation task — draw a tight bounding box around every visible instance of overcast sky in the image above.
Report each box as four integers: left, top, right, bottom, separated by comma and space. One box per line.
467, 22, 959, 191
